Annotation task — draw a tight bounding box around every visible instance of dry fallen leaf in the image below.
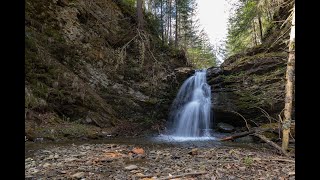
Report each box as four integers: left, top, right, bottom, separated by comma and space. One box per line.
288, 171, 295, 176
132, 147, 145, 155
104, 151, 124, 158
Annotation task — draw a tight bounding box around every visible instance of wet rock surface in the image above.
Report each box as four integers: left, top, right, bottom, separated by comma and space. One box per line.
207, 51, 292, 127
25, 143, 295, 179
216, 123, 235, 133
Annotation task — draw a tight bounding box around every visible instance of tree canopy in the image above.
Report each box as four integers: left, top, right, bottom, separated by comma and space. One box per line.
124, 0, 218, 68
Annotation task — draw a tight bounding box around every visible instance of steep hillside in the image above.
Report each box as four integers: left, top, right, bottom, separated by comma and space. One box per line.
25, 0, 190, 140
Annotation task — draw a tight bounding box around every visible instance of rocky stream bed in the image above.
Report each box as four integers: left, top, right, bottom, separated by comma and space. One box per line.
25, 138, 295, 180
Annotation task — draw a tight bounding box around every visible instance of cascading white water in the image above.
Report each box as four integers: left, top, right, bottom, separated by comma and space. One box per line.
169, 69, 213, 138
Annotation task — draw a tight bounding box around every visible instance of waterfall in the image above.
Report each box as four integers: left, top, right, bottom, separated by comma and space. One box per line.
169, 69, 212, 137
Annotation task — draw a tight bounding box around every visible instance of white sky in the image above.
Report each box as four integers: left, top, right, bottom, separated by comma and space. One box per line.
197, 0, 239, 61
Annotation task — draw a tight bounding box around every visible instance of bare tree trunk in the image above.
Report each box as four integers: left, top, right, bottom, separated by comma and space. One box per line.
175, 0, 179, 47
258, 15, 263, 43
169, 0, 172, 43
160, 0, 164, 43
147, 0, 152, 13
166, 0, 170, 43
137, 0, 144, 29
282, 5, 295, 152
252, 20, 258, 46
267, 8, 272, 21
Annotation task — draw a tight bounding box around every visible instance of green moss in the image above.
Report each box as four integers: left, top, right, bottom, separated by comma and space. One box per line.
243, 156, 253, 166
145, 98, 158, 105
229, 51, 287, 67
233, 90, 259, 110
44, 28, 65, 43
252, 66, 286, 83
34, 122, 99, 140
25, 36, 38, 53
262, 131, 278, 140
221, 71, 246, 83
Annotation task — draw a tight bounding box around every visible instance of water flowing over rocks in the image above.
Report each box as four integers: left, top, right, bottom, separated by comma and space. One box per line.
168, 70, 212, 137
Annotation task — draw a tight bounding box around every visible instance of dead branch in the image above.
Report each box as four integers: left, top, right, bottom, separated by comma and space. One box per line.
253, 133, 289, 157
120, 34, 138, 52
159, 171, 207, 180
255, 106, 278, 123
219, 127, 291, 157
278, 108, 285, 139
137, 28, 158, 63
231, 111, 250, 131
267, 27, 291, 51
219, 130, 256, 141
260, 158, 295, 163
135, 174, 154, 178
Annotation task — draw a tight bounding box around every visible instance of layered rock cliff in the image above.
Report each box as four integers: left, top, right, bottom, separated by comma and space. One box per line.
207, 5, 295, 128
25, 0, 190, 140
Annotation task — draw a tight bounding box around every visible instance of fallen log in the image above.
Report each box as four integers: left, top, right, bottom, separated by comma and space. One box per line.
253, 133, 290, 157
219, 130, 256, 141
219, 128, 290, 157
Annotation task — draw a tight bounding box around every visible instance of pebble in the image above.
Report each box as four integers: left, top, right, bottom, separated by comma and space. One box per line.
43, 163, 51, 168
48, 155, 54, 160
124, 165, 138, 170
188, 148, 198, 155
71, 172, 85, 179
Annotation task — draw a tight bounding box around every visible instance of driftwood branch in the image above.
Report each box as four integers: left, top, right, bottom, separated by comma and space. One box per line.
159, 171, 207, 180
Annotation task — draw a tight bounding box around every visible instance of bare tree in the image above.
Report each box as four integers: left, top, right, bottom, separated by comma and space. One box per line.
258, 14, 263, 42
282, 4, 295, 152
137, 0, 144, 29
175, 0, 179, 47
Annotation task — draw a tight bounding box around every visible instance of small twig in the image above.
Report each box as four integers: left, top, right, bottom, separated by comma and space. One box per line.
255, 107, 278, 123
267, 27, 291, 51
260, 158, 295, 163
278, 108, 285, 139
231, 111, 250, 131
135, 174, 154, 178
210, 160, 241, 163
159, 171, 207, 180
120, 34, 138, 52
137, 28, 159, 63
289, 131, 295, 141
